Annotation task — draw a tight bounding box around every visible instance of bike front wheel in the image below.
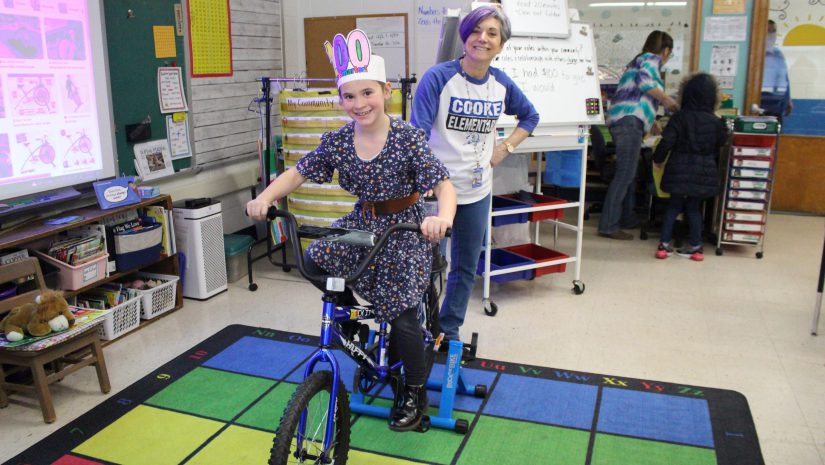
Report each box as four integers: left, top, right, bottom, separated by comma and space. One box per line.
270, 371, 351, 465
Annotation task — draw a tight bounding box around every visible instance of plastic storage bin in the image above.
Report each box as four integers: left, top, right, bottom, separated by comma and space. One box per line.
224, 234, 255, 283
544, 149, 582, 187
500, 192, 565, 221
734, 117, 779, 134
113, 223, 163, 272
96, 295, 142, 341
732, 133, 775, 147
503, 244, 569, 277
128, 272, 179, 319
491, 196, 529, 226
476, 248, 534, 283
33, 250, 108, 291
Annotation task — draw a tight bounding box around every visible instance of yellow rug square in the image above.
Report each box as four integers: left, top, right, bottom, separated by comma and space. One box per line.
73, 405, 224, 465
187, 425, 273, 465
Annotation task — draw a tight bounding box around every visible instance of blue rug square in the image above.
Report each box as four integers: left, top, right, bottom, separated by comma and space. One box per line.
597, 387, 714, 447
203, 336, 315, 380
483, 373, 598, 429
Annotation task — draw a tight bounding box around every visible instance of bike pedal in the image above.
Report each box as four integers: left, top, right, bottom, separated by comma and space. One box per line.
416, 416, 431, 433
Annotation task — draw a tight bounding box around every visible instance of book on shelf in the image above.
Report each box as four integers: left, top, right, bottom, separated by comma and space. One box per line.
165, 208, 177, 255
144, 205, 171, 255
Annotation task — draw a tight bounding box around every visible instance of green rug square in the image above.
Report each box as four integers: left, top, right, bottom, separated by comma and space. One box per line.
349, 398, 474, 464
186, 425, 273, 465
590, 433, 717, 465
73, 405, 223, 465
146, 367, 275, 421
457, 416, 590, 465
236, 382, 299, 432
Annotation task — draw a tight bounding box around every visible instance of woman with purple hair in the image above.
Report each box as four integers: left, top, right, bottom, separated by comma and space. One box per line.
412, 5, 539, 344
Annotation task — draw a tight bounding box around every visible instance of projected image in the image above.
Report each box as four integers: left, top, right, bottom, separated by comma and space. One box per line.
0, 14, 43, 59
61, 73, 88, 113
9, 73, 57, 117
0, 0, 116, 203
44, 18, 85, 60
15, 131, 57, 175
0, 76, 5, 118
60, 127, 95, 169
0, 134, 11, 179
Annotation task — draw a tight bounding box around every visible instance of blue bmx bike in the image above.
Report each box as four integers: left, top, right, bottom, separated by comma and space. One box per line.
261, 208, 481, 465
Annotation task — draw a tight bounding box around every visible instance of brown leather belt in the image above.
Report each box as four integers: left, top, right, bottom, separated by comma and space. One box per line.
361, 192, 420, 219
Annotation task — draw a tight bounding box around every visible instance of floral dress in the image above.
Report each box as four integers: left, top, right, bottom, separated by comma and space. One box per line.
295, 117, 449, 323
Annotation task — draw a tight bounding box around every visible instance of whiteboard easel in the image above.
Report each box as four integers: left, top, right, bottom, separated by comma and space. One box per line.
494, 22, 603, 129
502, 0, 570, 38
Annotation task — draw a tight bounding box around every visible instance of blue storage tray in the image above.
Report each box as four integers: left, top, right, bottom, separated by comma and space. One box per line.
492, 196, 529, 226
476, 249, 534, 283
544, 149, 582, 187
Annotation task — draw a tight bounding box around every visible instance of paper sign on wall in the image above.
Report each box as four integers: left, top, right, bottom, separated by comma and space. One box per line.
157, 67, 188, 113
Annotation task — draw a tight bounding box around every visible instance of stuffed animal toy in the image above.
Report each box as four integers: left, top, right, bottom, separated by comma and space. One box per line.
0, 290, 75, 342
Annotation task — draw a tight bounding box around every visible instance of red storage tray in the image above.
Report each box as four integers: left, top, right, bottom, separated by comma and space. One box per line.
503, 244, 569, 277
500, 193, 565, 221
732, 133, 775, 148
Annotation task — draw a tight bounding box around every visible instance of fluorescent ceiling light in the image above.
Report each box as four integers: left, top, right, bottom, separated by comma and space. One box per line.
589, 1, 686, 6
589, 2, 644, 5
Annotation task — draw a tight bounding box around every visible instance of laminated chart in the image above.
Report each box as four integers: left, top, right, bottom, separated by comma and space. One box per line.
187, 0, 232, 76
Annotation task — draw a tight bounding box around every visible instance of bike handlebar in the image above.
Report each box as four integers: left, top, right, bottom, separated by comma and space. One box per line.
261, 207, 448, 287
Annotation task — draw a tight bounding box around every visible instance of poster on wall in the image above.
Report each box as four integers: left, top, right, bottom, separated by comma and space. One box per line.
157, 67, 188, 113
187, 0, 233, 77
502, 0, 569, 38
710, 44, 738, 89
704, 16, 747, 42
712, 0, 746, 15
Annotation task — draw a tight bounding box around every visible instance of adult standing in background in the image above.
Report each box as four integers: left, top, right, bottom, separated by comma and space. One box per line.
411, 4, 539, 344
598, 30, 679, 240
761, 19, 793, 122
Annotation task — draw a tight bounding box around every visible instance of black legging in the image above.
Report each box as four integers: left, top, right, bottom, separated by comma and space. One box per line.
304, 252, 427, 385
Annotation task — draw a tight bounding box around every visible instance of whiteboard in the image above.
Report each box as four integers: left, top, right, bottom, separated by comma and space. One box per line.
357, 16, 408, 80
494, 22, 604, 128
502, 0, 569, 38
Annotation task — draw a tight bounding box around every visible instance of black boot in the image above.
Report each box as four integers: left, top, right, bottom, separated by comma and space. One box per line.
388, 384, 428, 431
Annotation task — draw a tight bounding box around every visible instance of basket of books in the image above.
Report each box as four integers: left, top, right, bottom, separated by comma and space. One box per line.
33, 234, 108, 291
75, 284, 142, 341
122, 272, 179, 320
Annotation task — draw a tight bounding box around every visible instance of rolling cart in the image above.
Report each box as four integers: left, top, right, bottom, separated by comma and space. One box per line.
479, 131, 589, 317
715, 116, 780, 259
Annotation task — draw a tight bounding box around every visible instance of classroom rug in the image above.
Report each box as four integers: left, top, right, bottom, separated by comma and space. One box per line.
4, 324, 764, 465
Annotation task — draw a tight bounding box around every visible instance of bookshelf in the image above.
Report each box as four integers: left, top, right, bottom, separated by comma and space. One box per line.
0, 195, 182, 340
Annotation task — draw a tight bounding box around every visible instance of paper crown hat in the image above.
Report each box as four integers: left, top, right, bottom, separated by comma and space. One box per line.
324, 29, 386, 86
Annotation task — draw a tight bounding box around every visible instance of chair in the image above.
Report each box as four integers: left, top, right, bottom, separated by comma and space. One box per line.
0, 258, 110, 423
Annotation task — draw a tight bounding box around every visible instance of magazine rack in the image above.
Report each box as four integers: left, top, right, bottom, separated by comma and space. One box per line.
0, 258, 111, 423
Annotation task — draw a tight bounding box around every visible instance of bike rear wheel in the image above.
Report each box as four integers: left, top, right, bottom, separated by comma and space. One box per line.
270, 371, 351, 464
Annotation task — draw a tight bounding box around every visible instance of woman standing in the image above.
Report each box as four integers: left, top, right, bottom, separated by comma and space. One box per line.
598, 30, 679, 240
412, 5, 539, 343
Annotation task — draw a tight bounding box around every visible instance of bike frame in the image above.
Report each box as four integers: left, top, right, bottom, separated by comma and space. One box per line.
298, 295, 413, 460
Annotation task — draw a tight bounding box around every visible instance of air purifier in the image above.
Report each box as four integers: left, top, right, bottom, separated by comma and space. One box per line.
173, 198, 228, 299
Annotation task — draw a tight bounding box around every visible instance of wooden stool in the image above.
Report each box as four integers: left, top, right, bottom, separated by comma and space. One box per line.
0, 258, 112, 423
0, 326, 110, 423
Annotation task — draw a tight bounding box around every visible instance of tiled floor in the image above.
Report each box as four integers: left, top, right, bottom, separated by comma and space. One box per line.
1, 213, 824, 465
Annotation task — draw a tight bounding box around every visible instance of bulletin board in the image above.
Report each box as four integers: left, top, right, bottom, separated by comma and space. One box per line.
305, 14, 409, 86
103, 0, 192, 177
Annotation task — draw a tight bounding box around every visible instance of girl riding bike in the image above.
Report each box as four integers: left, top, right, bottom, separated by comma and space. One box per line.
247, 29, 456, 432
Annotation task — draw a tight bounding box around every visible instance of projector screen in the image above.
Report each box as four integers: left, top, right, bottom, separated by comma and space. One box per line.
0, 0, 116, 202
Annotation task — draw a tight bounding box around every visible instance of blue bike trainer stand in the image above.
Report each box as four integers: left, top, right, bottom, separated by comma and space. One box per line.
349, 340, 482, 433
